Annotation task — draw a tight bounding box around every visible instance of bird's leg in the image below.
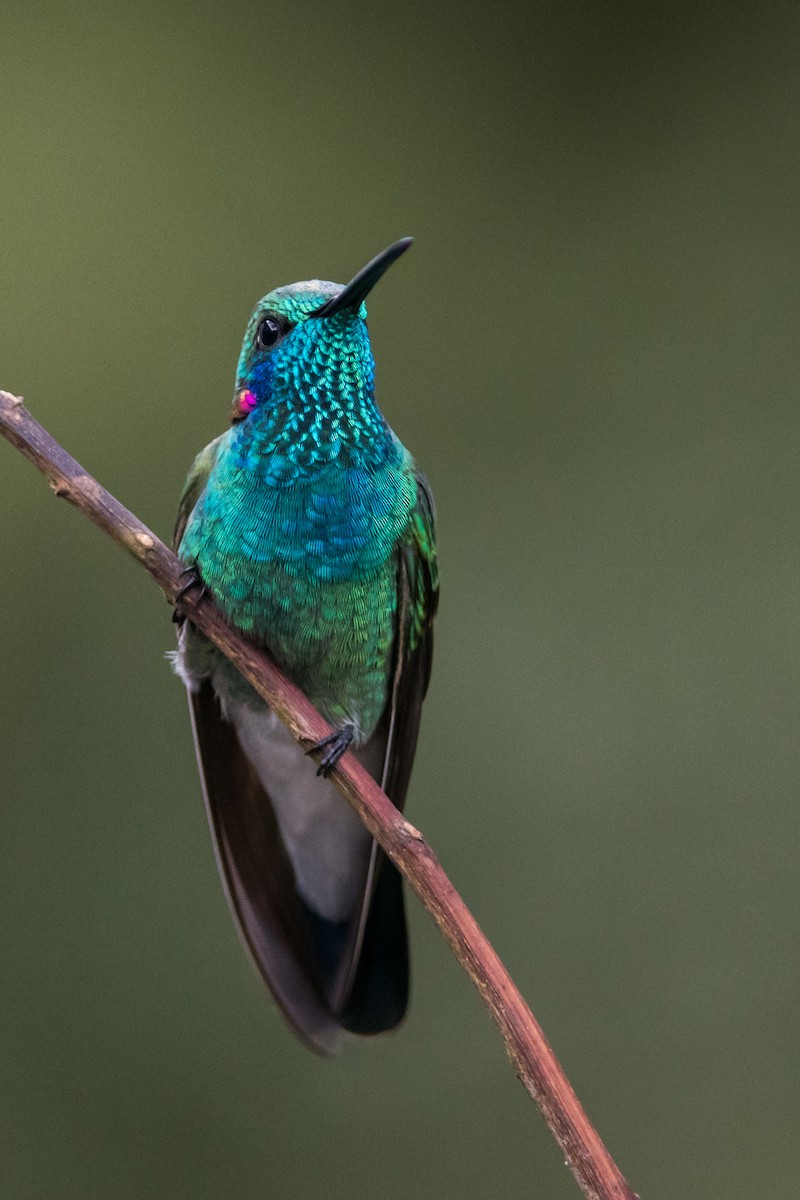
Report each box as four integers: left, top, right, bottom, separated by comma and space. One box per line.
307, 724, 355, 778
172, 564, 208, 624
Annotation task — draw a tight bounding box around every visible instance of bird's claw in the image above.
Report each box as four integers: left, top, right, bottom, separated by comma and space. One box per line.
173, 564, 207, 624
306, 725, 355, 777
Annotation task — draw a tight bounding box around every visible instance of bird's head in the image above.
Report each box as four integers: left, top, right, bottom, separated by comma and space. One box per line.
231, 239, 412, 424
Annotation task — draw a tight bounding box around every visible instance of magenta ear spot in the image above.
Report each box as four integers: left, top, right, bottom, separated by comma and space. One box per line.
237, 389, 258, 416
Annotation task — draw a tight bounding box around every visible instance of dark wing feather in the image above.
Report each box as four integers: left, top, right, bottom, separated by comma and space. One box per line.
338, 468, 438, 1032
189, 681, 342, 1055
382, 467, 438, 805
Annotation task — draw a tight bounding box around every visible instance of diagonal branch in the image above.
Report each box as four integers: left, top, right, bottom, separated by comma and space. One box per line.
0, 389, 637, 1200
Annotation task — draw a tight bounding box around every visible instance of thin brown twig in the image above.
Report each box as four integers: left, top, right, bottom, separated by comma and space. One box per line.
0, 389, 637, 1200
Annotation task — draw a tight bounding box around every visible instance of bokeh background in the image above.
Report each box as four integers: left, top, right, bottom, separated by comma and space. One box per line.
2, 2, 800, 1197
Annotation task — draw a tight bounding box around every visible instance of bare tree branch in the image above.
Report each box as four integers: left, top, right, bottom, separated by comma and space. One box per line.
0, 389, 637, 1200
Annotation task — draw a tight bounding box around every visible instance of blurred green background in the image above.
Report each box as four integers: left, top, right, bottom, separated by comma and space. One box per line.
2, 2, 799, 1197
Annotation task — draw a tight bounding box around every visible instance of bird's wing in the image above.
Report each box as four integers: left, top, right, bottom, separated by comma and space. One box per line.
336, 466, 438, 1030
188, 680, 343, 1054
382, 465, 439, 804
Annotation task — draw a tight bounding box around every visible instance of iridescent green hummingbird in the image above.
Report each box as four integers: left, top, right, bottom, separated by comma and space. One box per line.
172, 240, 438, 1053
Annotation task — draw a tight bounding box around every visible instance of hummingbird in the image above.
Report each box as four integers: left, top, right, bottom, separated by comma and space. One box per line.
172, 240, 438, 1054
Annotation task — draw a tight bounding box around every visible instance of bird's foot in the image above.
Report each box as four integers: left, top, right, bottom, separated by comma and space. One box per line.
172, 564, 208, 624
307, 725, 355, 777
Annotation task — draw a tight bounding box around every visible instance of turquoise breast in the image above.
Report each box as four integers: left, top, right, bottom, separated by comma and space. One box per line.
179, 423, 417, 738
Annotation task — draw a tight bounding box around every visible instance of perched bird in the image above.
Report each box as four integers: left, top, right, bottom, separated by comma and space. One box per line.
172, 240, 438, 1054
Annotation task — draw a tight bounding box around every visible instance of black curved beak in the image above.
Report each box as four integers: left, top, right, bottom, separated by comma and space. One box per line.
314, 238, 413, 319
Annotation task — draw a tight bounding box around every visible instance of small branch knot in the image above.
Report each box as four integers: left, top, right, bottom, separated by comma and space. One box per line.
400, 820, 426, 843
0, 391, 25, 419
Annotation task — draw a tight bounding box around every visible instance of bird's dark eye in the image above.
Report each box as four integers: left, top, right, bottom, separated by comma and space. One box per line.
256, 315, 285, 350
